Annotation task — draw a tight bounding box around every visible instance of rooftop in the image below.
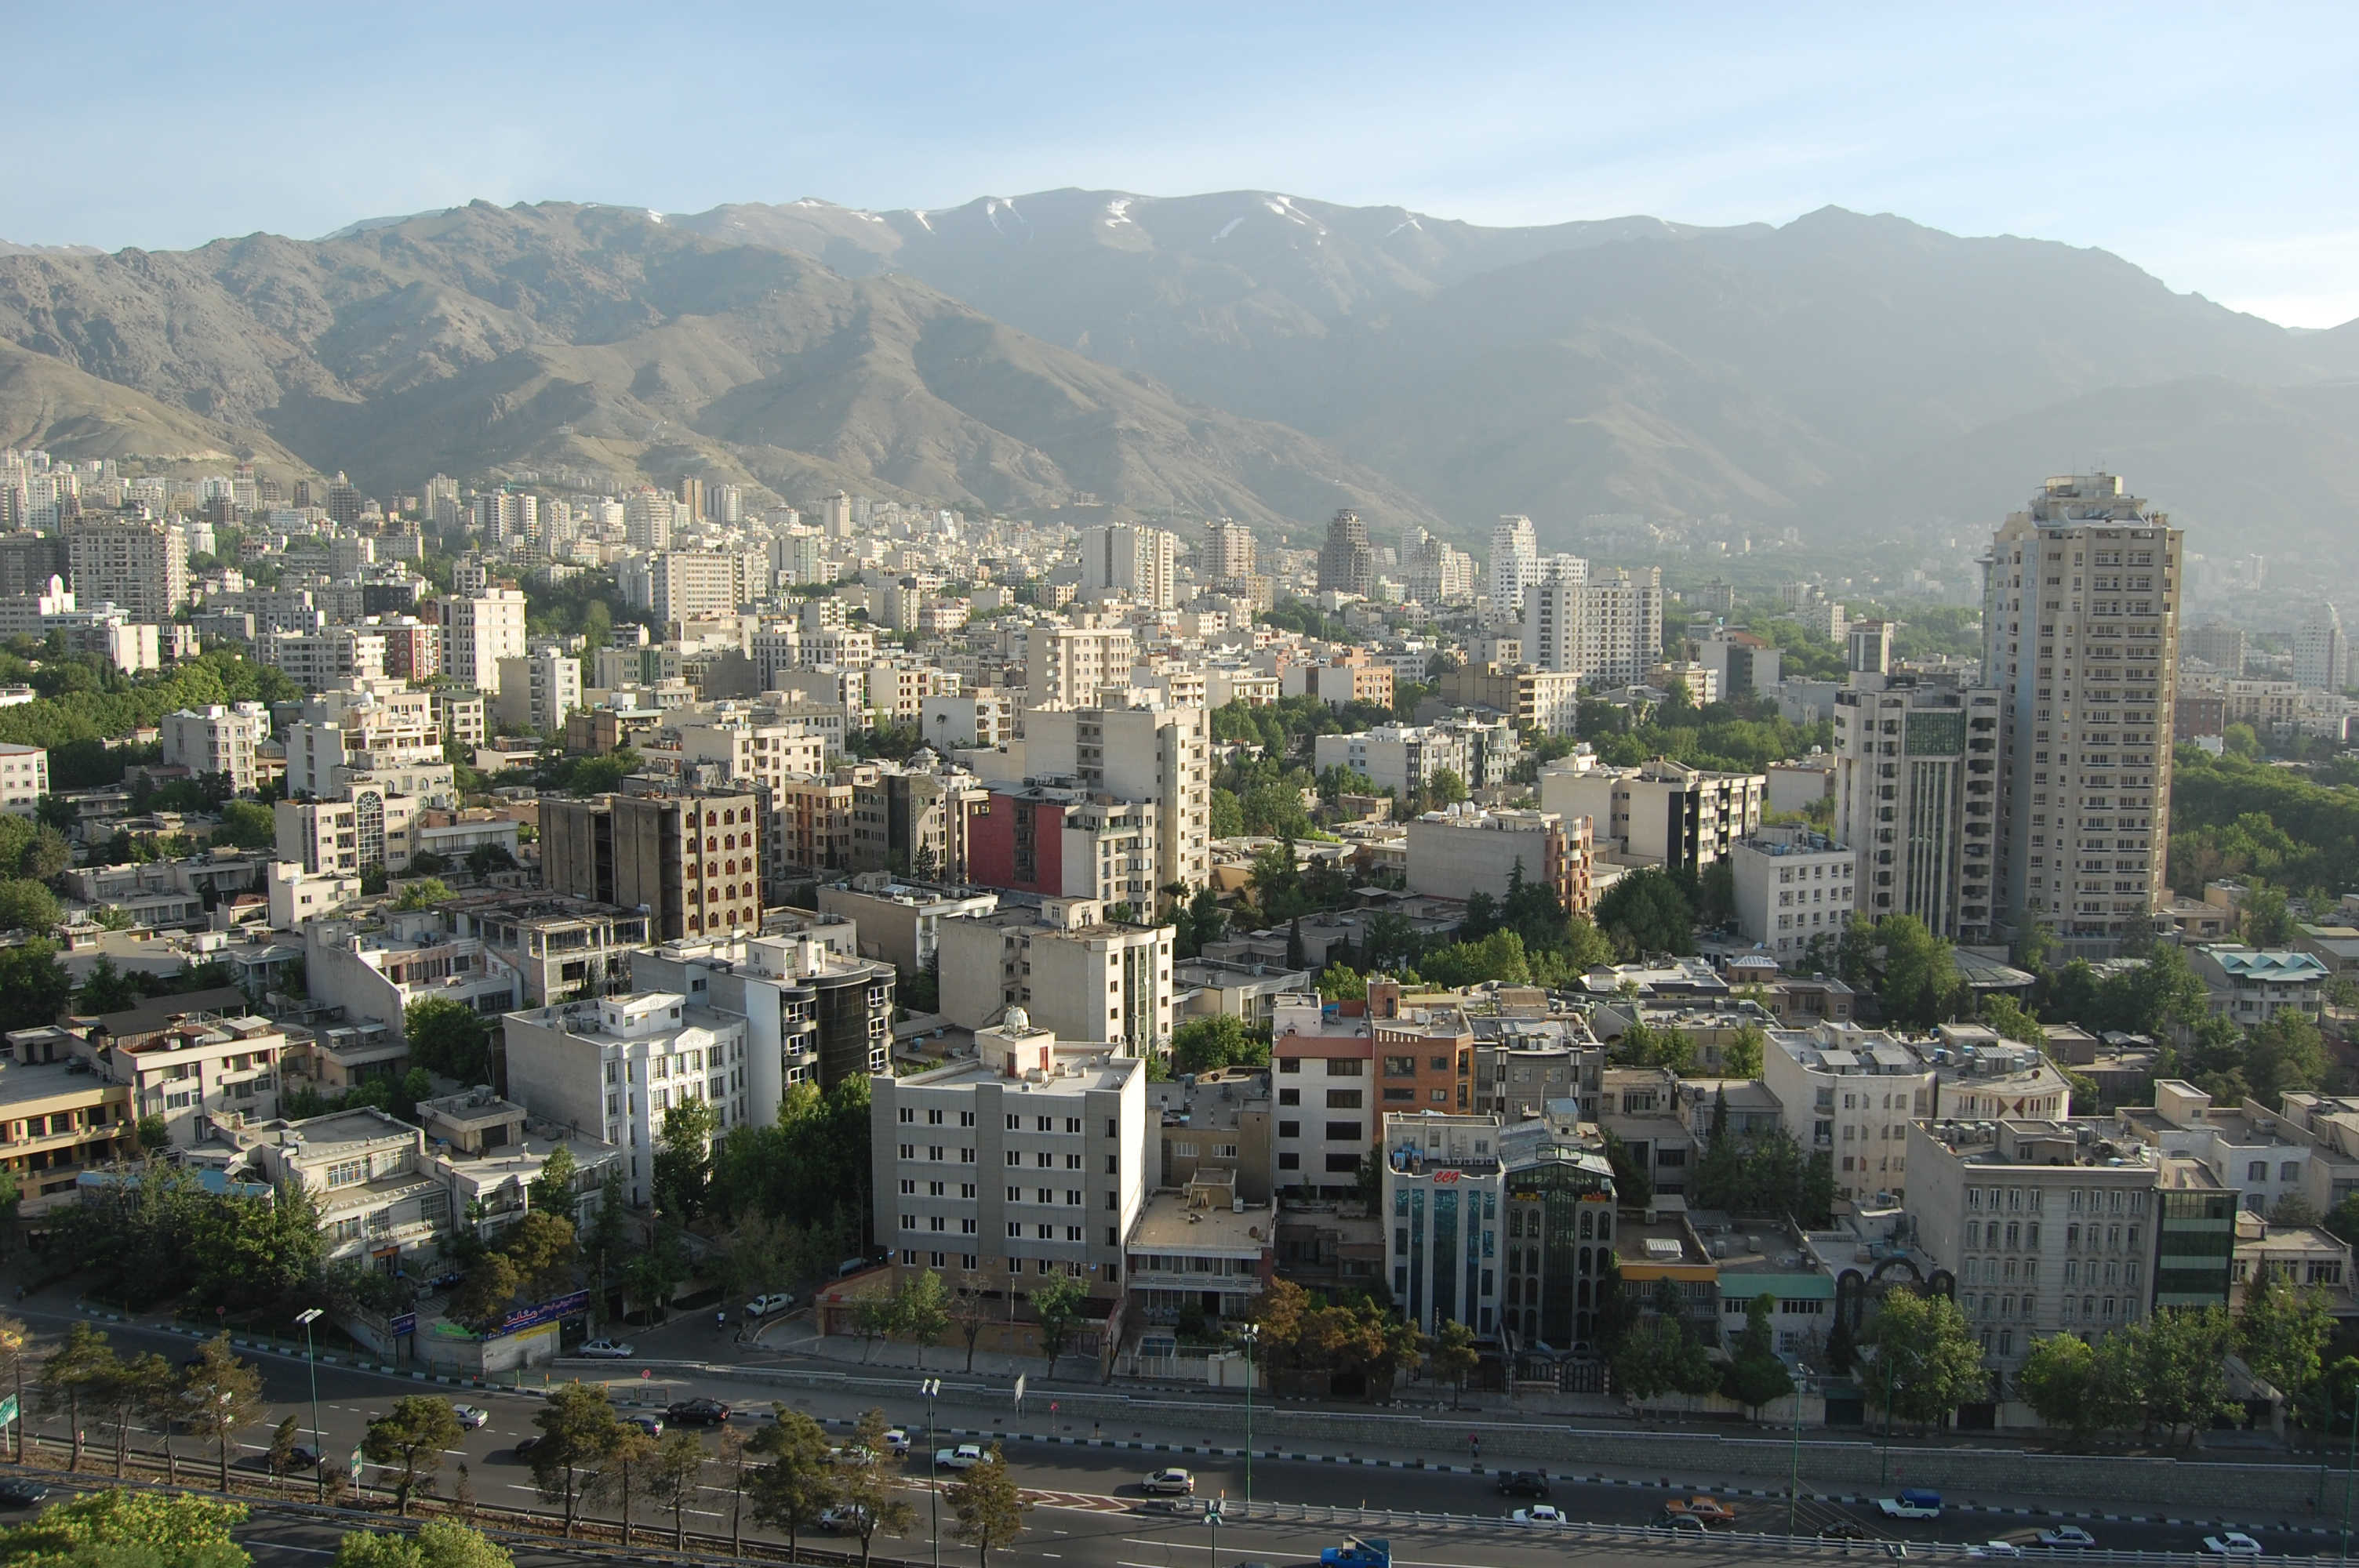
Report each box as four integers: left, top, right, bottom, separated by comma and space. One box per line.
1923, 1116, 2159, 1169
1128, 1189, 1276, 1254
2202, 947, 2331, 982
0, 1052, 118, 1110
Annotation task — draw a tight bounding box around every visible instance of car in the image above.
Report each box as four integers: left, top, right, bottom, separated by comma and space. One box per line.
424, 1270, 466, 1294
1142, 1468, 1195, 1496
284, 1444, 324, 1472
1820, 1523, 1870, 1541
745, 1293, 796, 1317
1512, 1506, 1568, 1526
1320, 1541, 1390, 1568
627, 1414, 663, 1438
1663, 1497, 1738, 1528
819, 1504, 872, 1533
935, 1443, 986, 1469
1972, 1544, 2023, 1559
513, 1435, 543, 1457
577, 1339, 635, 1359
881, 1427, 911, 1454
1495, 1471, 1551, 1499
1877, 1491, 1944, 1521
450, 1403, 490, 1430
2037, 1527, 2098, 1549
0, 1479, 50, 1508
667, 1398, 732, 1426
2203, 1535, 2263, 1558
1656, 1515, 1710, 1535
1139, 1497, 1198, 1515
831, 1443, 877, 1466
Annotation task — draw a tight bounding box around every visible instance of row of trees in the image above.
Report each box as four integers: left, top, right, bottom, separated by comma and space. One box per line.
0, 1490, 522, 1568
30, 1323, 264, 1487
56, 1160, 325, 1315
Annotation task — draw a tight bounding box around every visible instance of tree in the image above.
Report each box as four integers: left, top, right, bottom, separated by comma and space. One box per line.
41, 1320, 118, 1472
652, 1097, 722, 1218
747, 1409, 838, 1564
2016, 1333, 2112, 1444
851, 1294, 901, 1365
529, 1381, 625, 1537
269, 1414, 303, 1477
950, 1280, 994, 1372
1874, 915, 1961, 1029
333, 1523, 514, 1568
100, 1351, 175, 1483
1863, 1289, 1986, 1431
527, 1144, 578, 1220
0, 877, 60, 933
500, 1210, 579, 1301
1169, 1014, 1268, 1075
833, 1408, 918, 1568
364, 1395, 466, 1515
896, 1269, 951, 1370
212, 800, 278, 851
947, 1443, 1030, 1568
1721, 1023, 1765, 1080
646, 1428, 713, 1549
24, 825, 71, 882
1611, 1315, 1718, 1403
0, 1488, 251, 1568
183, 1332, 267, 1491
1031, 1274, 1085, 1376
1316, 961, 1366, 1001
2245, 1011, 2328, 1107
594, 1425, 658, 1547
77, 953, 142, 1016
2239, 1262, 2334, 1403
0, 1312, 26, 1464
1721, 1294, 1794, 1417
403, 996, 492, 1082
451, 1254, 522, 1330
1601, 1131, 1653, 1208
2121, 1305, 2239, 1445
1594, 867, 1696, 957
394, 877, 455, 910
1427, 1319, 1480, 1407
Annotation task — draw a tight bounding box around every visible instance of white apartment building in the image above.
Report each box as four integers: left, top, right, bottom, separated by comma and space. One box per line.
66, 516, 187, 622
238, 1108, 452, 1269
867, 1013, 1147, 1302
1202, 517, 1256, 583
304, 909, 520, 1037
1025, 624, 1136, 709
1019, 703, 1211, 895
1983, 474, 2182, 945
258, 628, 388, 690
1833, 674, 2003, 944
1405, 808, 1592, 913
1523, 564, 1662, 686
647, 550, 762, 624
441, 589, 529, 696
2295, 604, 2349, 693
936, 898, 1175, 1054
284, 685, 453, 805
161, 704, 269, 794
1539, 757, 1763, 875
502, 992, 751, 1207
631, 931, 898, 1105
89, 1010, 285, 1148
1730, 826, 1855, 961
1080, 524, 1177, 609
0, 742, 46, 815
493, 648, 583, 735
274, 787, 422, 876
1489, 514, 1538, 619
1312, 723, 1470, 800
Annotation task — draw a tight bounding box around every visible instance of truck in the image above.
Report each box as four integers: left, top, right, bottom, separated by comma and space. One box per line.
1320, 1539, 1390, 1568
1877, 1490, 1943, 1520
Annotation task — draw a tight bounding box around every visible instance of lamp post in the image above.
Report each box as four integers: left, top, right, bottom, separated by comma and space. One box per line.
293, 1308, 325, 1504
1238, 1323, 1259, 1511
1787, 1362, 1813, 1537
921, 1377, 942, 1568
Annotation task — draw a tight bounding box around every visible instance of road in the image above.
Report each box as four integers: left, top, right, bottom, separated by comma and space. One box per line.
2, 1308, 2344, 1567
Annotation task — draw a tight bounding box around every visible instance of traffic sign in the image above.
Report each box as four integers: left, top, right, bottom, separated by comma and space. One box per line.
348, 1447, 364, 1486
0, 1394, 17, 1426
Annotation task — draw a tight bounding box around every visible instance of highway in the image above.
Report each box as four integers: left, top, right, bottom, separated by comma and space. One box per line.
2, 1307, 2346, 1566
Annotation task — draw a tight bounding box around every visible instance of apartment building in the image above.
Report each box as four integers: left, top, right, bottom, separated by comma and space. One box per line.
0, 1025, 135, 1213
1025, 623, 1136, 708
503, 991, 751, 1207
1079, 523, 1177, 608
818, 878, 999, 973
304, 909, 519, 1038
416, 1087, 626, 1236
1523, 564, 1662, 687
632, 931, 896, 1098
258, 628, 387, 690
85, 1007, 285, 1148
1405, 808, 1593, 913
161, 704, 270, 794
238, 1108, 452, 1269
1490, 515, 1539, 618
440, 589, 529, 696
66, 515, 187, 622
493, 648, 583, 735
772, 774, 856, 881
1315, 509, 1374, 597
867, 1012, 1147, 1308
1280, 652, 1393, 710
1313, 723, 1472, 800
1020, 704, 1212, 895
444, 893, 652, 1007
0, 742, 46, 815
274, 786, 422, 876
540, 784, 763, 942
1832, 673, 2003, 943
2187, 946, 2328, 1026
1438, 662, 1583, 737
1984, 474, 2183, 945
937, 898, 1175, 1054
1540, 757, 1764, 876
1730, 826, 1856, 961
285, 684, 453, 805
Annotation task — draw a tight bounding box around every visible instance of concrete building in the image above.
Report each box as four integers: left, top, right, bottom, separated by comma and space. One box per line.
631, 930, 896, 1098
416, 1087, 626, 1236
1149, 1067, 1274, 1205
1017, 704, 1212, 896
285, 684, 453, 807
1437, 662, 1583, 736
1489, 515, 1539, 620
2295, 604, 2349, 693
1524, 564, 1662, 687
66, 515, 187, 622
0, 742, 47, 815
1270, 982, 1474, 1197
1316, 509, 1374, 597
440, 589, 528, 697
1313, 723, 1472, 800
502, 991, 751, 1207
1983, 474, 2182, 946
937, 897, 1174, 1054
1080, 524, 1177, 609
1126, 1171, 1276, 1331
444, 893, 652, 1007
1405, 808, 1592, 913
817, 877, 999, 974
493, 648, 583, 735
238, 1108, 451, 1270
1833, 674, 2002, 944
303, 909, 518, 1038
274, 786, 422, 877
1025, 623, 1135, 709
1203, 517, 1257, 585
2187, 946, 2329, 1027
867, 1011, 1147, 1308
540, 784, 764, 943
1697, 631, 1783, 702
0, 1025, 135, 1214
1730, 826, 1856, 963
2117, 1080, 2316, 1218
1540, 757, 1763, 876
258, 627, 387, 690
84, 1007, 286, 1149
161, 704, 269, 795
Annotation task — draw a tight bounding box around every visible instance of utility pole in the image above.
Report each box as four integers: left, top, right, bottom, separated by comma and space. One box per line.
294, 1307, 325, 1504
1787, 1362, 1813, 1537
922, 1377, 943, 1568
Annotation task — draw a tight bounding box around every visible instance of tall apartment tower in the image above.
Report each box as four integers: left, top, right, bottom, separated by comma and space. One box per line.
1202, 517, 1256, 583
439, 588, 529, 695
1847, 619, 1895, 676
1315, 509, 1374, 597
1490, 514, 1538, 618
65, 516, 188, 622
1832, 675, 2003, 943
822, 492, 853, 538
2295, 604, 2348, 692
1079, 523, 1176, 608
1523, 561, 1658, 687
1984, 474, 2182, 946
1024, 623, 1136, 709
542, 785, 764, 942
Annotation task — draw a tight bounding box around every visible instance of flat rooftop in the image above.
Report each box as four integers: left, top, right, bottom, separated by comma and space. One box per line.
902, 1044, 1139, 1094
1128, 1190, 1275, 1253
0, 1054, 118, 1110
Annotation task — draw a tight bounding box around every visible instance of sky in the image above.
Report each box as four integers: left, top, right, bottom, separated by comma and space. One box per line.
7, 2, 2357, 326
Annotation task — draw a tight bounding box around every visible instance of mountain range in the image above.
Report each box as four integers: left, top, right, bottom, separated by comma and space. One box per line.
4, 191, 2357, 564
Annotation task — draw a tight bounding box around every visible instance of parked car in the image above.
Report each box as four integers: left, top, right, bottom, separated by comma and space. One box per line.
1142, 1468, 1195, 1495
577, 1339, 635, 1359
0, 1479, 50, 1508
831, 1443, 876, 1466
2037, 1527, 2098, 1549
1877, 1491, 1944, 1521
513, 1436, 543, 1457
2204, 1535, 2263, 1558
1495, 1471, 1550, 1499
934, 1443, 987, 1469
1511, 1506, 1568, 1526
449, 1403, 490, 1430
667, 1398, 732, 1426
745, 1293, 796, 1318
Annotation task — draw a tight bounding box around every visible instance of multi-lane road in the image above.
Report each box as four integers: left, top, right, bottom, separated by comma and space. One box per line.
3, 1308, 2343, 1567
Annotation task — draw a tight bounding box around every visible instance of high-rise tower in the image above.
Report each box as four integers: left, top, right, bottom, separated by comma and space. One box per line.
1490, 514, 1538, 618
1316, 509, 1374, 597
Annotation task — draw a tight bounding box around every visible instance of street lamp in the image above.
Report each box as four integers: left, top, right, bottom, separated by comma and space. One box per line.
1786, 1361, 1813, 1537
293, 1308, 325, 1504
921, 1377, 943, 1568
1237, 1323, 1259, 1511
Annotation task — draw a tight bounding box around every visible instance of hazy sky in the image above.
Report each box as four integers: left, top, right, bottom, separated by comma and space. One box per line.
10, 2, 2357, 325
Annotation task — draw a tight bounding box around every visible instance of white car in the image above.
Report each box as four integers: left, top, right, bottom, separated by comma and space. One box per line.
449, 1404, 489, 1430
819, 1504, 871, 1534
2204, 1535, 2263, 1558
1972, 1544, 2023, 1559
881, 1427, 911, 1454
934, 1443, 986, 1470
1513, 1506, 1568, 1526
829, 1444, 876, 1466
745, 1294, 795, 1318
1142, 1468, 1194, 1495
2037, 1527, 2098, 1549
577, 1339, 635, 1359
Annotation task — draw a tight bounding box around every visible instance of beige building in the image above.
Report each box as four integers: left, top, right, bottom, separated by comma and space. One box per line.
67, 515, 187, 622
1025, 623, 1136, 708
1541, 757, 1764, 876
1019, 703, 1212, 895
1833, 674, 2003, 944
1405, 808, 1592, 913
440, 589, 529, 696
0, 742, 47, 815
161, 704, 271, 793
0, 1025, 136, 1214
936, 897, 1175, 1054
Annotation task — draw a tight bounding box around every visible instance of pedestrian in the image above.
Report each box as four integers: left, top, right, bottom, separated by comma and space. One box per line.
715, 1310, 727, 1330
